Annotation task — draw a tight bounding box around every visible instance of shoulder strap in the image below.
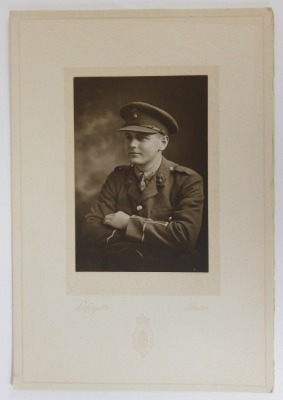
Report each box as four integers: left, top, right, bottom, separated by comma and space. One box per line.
114, 164, 132, 172
172, 164, 195, 175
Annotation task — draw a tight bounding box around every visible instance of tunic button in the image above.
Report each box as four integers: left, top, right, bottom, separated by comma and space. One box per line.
136, 205, 143, 211
169, 166, 174, 171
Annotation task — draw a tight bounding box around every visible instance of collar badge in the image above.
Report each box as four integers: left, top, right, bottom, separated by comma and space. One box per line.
156, 173, 166, 186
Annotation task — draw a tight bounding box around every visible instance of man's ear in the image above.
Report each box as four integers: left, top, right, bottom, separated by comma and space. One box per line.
160, 135, 169, 151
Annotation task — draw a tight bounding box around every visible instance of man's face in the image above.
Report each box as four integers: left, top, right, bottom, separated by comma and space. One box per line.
124, 131, 168, 169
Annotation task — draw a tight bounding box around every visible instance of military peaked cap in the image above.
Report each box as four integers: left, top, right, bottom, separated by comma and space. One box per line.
118, 101, 179, 135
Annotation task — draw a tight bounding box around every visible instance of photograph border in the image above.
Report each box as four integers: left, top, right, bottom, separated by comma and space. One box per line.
66, 66, 219, 295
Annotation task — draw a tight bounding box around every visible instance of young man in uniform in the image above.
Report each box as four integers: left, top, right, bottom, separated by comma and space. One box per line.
82, 101, 204, 271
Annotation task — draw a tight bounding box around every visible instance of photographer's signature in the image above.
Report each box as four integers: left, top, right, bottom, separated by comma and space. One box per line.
184, 302, 209, 311
75, 301, 108, 317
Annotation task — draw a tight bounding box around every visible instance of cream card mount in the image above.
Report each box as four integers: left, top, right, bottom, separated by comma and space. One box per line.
10, 9, 274, 391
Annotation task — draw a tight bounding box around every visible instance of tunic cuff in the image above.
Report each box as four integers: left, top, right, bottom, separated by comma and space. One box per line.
125, 216, 145, 242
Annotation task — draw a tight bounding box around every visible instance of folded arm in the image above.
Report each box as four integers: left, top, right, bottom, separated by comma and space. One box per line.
124, 174, 204, 251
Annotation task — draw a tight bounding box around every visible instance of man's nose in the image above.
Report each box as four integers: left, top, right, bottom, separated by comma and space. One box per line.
129, 138, 138, 148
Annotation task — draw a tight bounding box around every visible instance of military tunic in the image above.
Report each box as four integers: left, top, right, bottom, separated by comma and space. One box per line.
82, 157, 204, 271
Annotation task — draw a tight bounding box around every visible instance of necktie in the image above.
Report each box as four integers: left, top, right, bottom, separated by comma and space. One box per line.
138, 172, 147, 192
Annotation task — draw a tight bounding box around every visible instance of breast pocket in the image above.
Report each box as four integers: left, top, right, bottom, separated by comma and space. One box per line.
151, 208, 173, 222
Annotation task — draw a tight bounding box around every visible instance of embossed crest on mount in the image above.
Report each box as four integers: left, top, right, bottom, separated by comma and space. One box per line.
132, 314, 154, 357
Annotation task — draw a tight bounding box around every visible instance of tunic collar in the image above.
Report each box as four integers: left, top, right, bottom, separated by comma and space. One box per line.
126, 156, 176, 204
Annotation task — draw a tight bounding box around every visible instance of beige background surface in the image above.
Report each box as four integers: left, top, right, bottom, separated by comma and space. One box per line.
10, 7, 274, 393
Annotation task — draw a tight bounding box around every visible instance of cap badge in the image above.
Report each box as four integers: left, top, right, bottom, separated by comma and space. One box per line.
131, 108, 138, 120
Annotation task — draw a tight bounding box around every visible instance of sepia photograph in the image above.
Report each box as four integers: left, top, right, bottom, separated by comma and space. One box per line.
74, 76, 208, 272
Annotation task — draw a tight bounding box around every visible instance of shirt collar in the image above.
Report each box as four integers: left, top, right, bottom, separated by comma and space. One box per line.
134, 155, 162, 181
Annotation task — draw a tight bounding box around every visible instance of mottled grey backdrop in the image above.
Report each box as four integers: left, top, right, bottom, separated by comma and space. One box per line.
74, 76, 208, 271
